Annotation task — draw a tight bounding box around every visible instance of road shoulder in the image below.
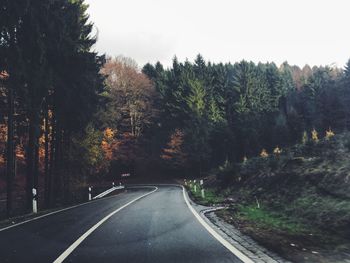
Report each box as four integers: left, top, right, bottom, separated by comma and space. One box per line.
184, 187, 290, 263
0, 187, 125, 231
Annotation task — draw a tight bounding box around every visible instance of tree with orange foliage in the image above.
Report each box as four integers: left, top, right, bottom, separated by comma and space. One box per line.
161, 129, 187, 169
101, 127, 116, 161
98, 56, 158, 174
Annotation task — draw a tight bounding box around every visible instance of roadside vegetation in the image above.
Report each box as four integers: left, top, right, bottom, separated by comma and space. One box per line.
188, 132, 350, 262
187, 183, 224, 206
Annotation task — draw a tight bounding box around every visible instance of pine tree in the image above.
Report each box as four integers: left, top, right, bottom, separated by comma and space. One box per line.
0, 0, 28, 217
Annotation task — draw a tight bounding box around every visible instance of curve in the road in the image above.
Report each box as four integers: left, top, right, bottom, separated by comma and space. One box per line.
0, 185, 255, 263
181, 185, 254, 263
53, 186, 158, 263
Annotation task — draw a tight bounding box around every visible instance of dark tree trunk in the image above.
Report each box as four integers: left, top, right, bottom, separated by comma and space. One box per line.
49, 112, 56, 207
53, 119, 62, 203
33, 132, 39, 200
63, 130, 71, 204
44, 105, 50, 208
26, 113, 40, 211
6, 86, 14, 218
26, 117, 35, 211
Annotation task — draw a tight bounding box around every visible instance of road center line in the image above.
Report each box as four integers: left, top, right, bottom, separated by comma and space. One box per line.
53, 187, 158, 263
182, 186, 254, 263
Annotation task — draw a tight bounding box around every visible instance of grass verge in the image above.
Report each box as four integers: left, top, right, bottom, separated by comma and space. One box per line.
186, 181, 350, 263
186, 183, 224, 206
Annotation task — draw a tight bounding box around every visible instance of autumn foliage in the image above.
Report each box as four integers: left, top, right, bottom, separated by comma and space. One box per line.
161, 129, 187, 168
101, 128, 115, 161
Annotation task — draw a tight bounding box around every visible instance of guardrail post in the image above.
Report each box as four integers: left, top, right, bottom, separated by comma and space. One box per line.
88, 186, 92, 201
201, 188, 205, 198
32, 188, 37, 214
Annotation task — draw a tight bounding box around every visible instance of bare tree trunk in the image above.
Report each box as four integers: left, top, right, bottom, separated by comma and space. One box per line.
6, 86, 14, 218
130, 112, 134, 136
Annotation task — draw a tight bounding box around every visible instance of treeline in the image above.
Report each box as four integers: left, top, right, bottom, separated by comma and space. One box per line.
0, 0, 104, 216
143, 55, 350, 175
2, 1, 350, 218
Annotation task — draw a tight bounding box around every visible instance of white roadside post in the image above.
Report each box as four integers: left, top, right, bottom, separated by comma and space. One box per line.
184, 179, 187, 186
194, 185, 197, 193
189, 180, 192, 188
112, 182, 115, 187
88, 187, 92, 201
32, 188, 38, 214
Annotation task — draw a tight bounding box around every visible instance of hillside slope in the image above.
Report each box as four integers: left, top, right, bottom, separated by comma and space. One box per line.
190, 133, 350, 262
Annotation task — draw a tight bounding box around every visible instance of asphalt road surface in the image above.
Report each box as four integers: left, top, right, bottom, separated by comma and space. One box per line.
0, 185, 243, 263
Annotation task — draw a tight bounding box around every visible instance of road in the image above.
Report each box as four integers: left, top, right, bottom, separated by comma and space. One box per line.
0, 185, 243, 263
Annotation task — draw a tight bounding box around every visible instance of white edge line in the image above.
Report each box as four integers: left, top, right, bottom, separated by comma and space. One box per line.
182, 186, 255, 263
53, 186, 158, 263
0, 185, 128, 232
93, 187, 118, 199
93, 186, 125, 199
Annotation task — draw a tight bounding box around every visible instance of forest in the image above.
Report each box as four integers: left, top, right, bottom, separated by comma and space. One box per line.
1, 0, 350, 218
143, 56, 349, 173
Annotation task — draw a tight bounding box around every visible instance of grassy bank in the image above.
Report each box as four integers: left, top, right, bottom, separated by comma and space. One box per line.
186, 183, 224, 206
187, 133, 350, 262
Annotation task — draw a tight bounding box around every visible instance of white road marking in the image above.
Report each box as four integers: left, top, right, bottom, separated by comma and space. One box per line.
93, 186, 125, 199
182, 186, 254, 263
53, 187, 158, 263
0, 186, 125, 232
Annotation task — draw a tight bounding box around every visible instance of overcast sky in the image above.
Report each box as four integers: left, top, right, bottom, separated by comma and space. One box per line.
85, 0, 350, 68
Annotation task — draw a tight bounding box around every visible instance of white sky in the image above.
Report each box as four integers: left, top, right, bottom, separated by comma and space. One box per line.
85, 0, 350, 68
